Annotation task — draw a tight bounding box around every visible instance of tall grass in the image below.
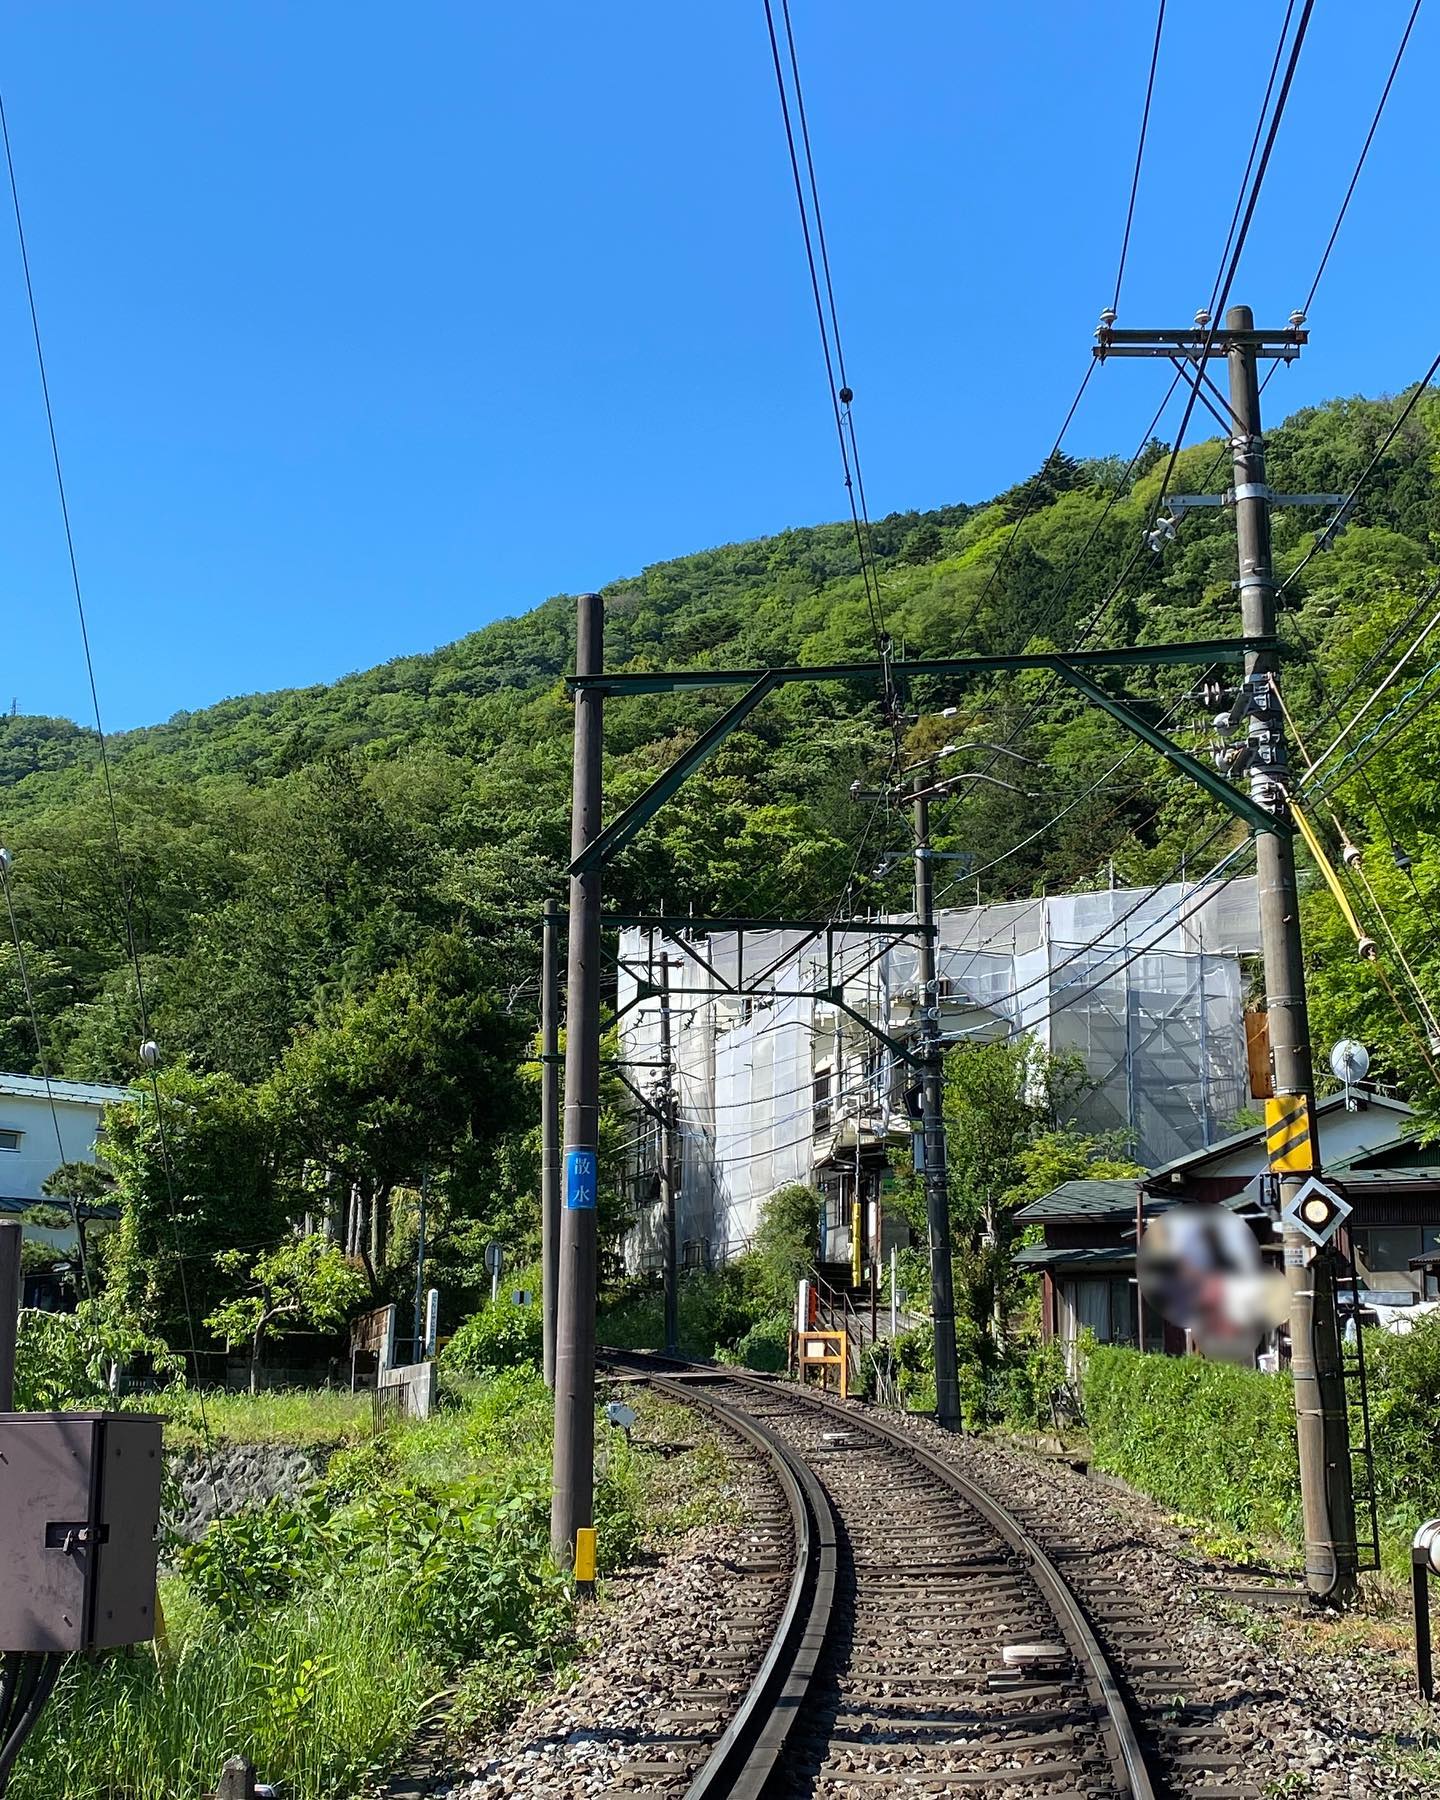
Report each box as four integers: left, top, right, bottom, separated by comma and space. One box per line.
10, 1370, 643, 1800
136, 1385, 374, 1448
12, 1579, 432, 1800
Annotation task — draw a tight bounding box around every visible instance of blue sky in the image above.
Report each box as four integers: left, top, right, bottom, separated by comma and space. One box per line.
0, 1, 1431, 731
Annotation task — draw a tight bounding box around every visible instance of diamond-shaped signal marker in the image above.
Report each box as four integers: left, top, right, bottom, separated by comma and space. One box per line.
1280, 1175, 1352, 1247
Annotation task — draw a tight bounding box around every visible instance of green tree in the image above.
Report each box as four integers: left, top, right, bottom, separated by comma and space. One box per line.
940, 1037, 1094, 1345
746, 1183, 824, 1315
207, 1234, 368, 1392
99, 1066, 285, 1342
263, 932, 526, 1294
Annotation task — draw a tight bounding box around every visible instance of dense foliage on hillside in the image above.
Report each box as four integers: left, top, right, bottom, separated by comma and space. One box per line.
1, 386, 1437, 1330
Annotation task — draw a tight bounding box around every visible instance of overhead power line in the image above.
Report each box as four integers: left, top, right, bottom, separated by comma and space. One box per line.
1111, 0, 1168, 317
0, 86, 235, 1545
1149, 0, 1315, 517
1277, 348, 1440, 598
1298, 0, 1425, 322
1302, 592, 1440, 782
924, 6, 1318, 901
761, 0, 890, 674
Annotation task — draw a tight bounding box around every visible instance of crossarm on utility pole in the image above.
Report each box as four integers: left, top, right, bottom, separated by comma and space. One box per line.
1049, 660, 1286, 836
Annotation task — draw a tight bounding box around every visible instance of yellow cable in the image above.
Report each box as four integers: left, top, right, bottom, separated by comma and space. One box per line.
1289, 797, 1369, 946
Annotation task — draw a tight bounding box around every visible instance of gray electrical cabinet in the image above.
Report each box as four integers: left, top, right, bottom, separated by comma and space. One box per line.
0, 1412, 163, 1652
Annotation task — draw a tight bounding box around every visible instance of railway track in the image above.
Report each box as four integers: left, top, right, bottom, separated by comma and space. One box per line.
601, 1356, 1256, 1800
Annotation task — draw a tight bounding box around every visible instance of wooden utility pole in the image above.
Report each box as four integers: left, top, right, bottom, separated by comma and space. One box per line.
912, 777, 961, 1431
551, 593, 604, 1567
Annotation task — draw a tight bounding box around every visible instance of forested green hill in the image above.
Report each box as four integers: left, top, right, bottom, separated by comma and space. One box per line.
1, 387, 1436, 1322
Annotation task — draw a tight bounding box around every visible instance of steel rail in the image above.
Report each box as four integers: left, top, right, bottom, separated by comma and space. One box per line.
608, 1361, 836, 1800
608, 1351, 1159, 1800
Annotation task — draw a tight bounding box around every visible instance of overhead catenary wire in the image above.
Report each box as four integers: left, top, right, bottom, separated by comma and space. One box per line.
629, 857, 1252, 1166
760, 0, 891, 697
775, 0, 878, 587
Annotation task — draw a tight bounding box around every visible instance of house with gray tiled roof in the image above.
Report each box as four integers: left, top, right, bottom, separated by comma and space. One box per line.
1015, 1092, 1437, 1358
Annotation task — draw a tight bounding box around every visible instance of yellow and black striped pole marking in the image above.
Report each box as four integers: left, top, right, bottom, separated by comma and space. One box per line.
1265, 1093, 1316, 1174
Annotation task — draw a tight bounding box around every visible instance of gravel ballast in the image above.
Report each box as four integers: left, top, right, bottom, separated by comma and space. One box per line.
441, 1378, 1436, 1799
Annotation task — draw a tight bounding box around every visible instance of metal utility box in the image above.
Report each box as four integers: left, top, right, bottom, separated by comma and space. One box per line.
0, 1412, 163, 1652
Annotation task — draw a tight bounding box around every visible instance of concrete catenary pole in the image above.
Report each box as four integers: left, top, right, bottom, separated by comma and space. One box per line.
657, 949, 681, 1355
551, 592, 604, 1566
541, 898, 562, 1389
913, 777, 961, 1431
1227, 304, 1358, 1603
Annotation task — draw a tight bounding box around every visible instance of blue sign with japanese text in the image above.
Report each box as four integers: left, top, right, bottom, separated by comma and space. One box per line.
566, 1148, 598, 1210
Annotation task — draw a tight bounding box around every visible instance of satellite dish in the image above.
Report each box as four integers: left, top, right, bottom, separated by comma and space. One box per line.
1329, 1040, 1370, 1084
1330, 1039, 1370, 1111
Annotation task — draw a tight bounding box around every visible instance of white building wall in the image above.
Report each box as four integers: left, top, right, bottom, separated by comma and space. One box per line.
0, 1084, 124, 1207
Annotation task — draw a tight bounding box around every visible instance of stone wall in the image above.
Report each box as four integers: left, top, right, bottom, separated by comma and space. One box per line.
166, 1439, 337, 1543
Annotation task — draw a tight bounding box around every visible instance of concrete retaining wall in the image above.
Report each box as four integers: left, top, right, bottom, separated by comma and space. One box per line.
166, 1440, 336, 1543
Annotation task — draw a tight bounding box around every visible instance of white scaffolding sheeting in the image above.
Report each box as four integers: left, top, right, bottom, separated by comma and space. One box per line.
617, 878, 1260, 1263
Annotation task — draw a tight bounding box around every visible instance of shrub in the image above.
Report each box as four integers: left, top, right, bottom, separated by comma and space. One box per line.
1361, 1314, 1440, 1535
16, 1301, 183, 1410
1082, 1344, 1301, 1542
598, 1266, 756, 1358
729, 1315, 790, 1372
887, 1321, 937, 1412
442, 1300, 542, 1377
996, 1337, 1072, 1431
747, 1184, 822, 1315
181, 1492, 341, 1628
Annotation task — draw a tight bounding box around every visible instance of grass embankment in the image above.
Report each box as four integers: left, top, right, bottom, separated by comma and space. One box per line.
1084, 1324, 1440, 1582
14, 1366, 713, 1800
136, 1384, 374, 1449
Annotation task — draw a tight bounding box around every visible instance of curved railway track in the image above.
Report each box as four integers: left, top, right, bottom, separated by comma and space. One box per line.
603, 1355, 1168, 1800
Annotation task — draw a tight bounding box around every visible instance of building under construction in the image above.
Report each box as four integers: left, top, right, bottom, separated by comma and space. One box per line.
619, 877, 1264, 1273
